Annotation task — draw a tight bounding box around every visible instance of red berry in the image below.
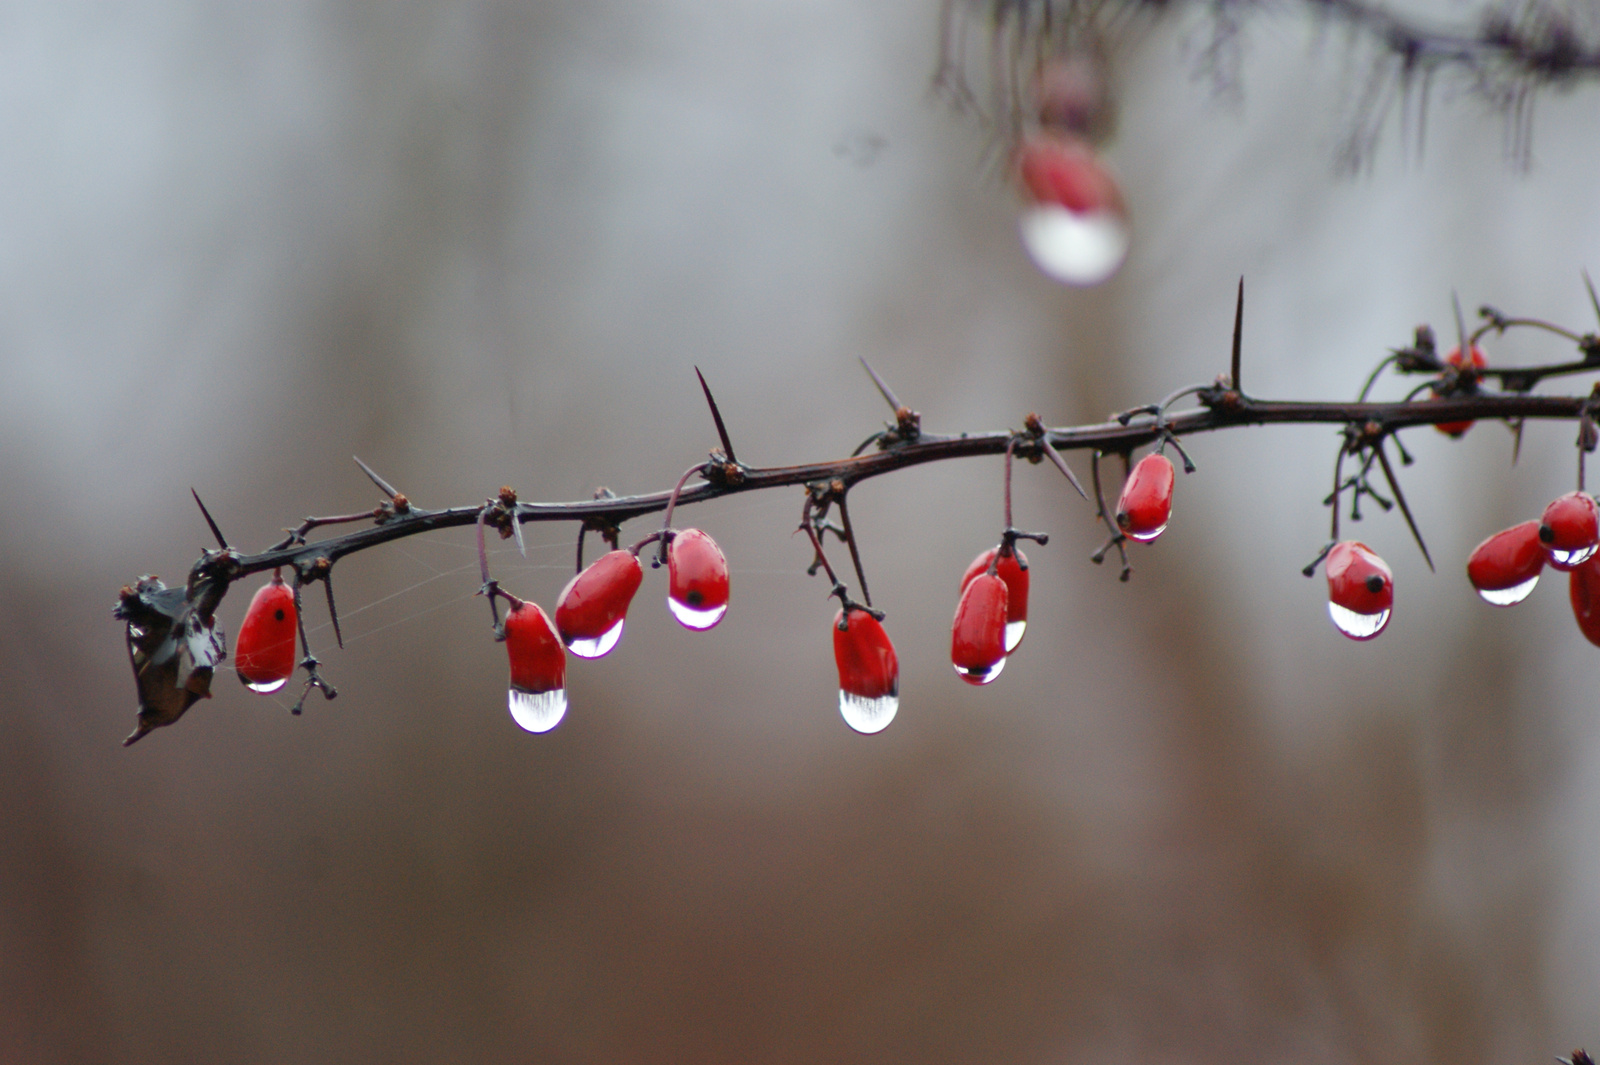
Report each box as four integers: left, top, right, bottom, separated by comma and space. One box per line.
1018, 134, 1124, 215
951, 572, 1009, 685
833, 607, 899, 735
1116, 453, 1176, 543
1434, 345, 1487, 437
555, 549, 644, 659
1015, 133, 1129, 286
504, 600, 566, 733
235, 575, 297, 693
1465, 520, 1545, 605
666, 528, 730, 630
1569, 555, 1600, 647
1325, 541, 1393, 640
961, 546, 1030, 652
1539, 491, 1600, 570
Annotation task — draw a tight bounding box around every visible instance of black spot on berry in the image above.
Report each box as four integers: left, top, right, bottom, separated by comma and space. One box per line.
275, 609, 286, 621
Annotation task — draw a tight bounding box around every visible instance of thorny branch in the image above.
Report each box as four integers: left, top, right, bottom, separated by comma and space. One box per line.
116, 297, 1600, 743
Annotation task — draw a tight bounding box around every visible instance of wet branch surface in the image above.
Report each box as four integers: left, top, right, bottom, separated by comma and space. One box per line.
227, 388, 1589, 578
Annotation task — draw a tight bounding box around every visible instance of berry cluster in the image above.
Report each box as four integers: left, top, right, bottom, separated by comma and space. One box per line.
1467, 491, 1600, 644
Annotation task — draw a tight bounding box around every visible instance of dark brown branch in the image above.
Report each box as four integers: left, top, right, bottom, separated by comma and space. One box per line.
208, 391, 1587, 580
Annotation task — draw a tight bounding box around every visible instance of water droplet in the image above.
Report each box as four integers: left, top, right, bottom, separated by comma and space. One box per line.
667, 596, 727, 630
1124, 521, 1167, 544
508, 687, 566, 733
1019, 204, 1129, 286
1327, 602, 1390, 640
1477, 575, 1539, 606
246, 677, 288, 694
1003, 620, 1026, 653
567, 618, 624, 659
954, 656, 1008, 686
839, 691, 898, 734
1551, 544, 1597, 568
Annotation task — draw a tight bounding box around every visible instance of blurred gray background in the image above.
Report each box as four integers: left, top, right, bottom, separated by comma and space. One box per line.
2, 2, 1598, 1061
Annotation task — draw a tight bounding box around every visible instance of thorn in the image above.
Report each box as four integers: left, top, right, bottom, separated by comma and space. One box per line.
1452, 290, 1468, 354
1040, 440, 1090, 500
1511, 418, 1525, 465
1230, 276, 1244, 393
859, 357, 901, 413
1375, 441, 1434, 572
190, 489, 229, 549
694, 367, 738, 465
511, 509, 526, 558
1585, 269, 1600, 329
353, 455, 401, 500
324, 577, 344, 650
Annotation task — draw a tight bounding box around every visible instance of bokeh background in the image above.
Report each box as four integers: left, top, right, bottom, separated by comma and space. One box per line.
3, 2, 1599, 1061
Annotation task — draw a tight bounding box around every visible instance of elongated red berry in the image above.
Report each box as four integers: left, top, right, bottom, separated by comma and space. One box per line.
1569, 555, 1600, 647
236, 574, 297, 693
1325, 541, 1393, 640
504, 600, 566, 733
555, 549, 644, 659
1116, 453, 1176, 543
1015, 132, 1128, 286
1466, 520, 1545, 605
961, 546, 1030, 652
1434, 345, 1487, 437
1539, 491, 1600, 570
833, 607, 899, 735
951, 572, 1008, 685
666, 529, 730, 630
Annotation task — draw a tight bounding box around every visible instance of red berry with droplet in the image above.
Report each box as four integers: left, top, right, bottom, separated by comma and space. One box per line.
1015, 132, 1129, 287
1325, 541, 1393, 640
961, 546, 1030, 652
1466, 520, 1545, 605
951, 572, 1008, 685
555, 549, 644, 659
1569, 555, 1600, 647
1539, 491, 1600, 570
1116, 453, 1176, 543
666, 528, 730, 630
236, 574, 297, 693
1434, 345, 1487, 437
833, 607, 899, 735
504, 600, 566, 733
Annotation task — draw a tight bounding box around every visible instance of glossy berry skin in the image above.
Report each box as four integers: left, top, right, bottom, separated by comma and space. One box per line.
1569, 555, 1600, 647
666, 528, 730, 630
1017, 133, 1124, 216
1325, 541, 1393, 641
504, 601, 565, 695
1116, 453, 1176, 543
555, 549, 644, 658
1466, 521, 1546, 605
951, 572, 1009, 685
1539, 491, 1600, 570
961, 546, 1029, 652
834, 608, 898, 701
503, 600, 567, 734
235, 576, 297, 693
1434, 345, 1487, 437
